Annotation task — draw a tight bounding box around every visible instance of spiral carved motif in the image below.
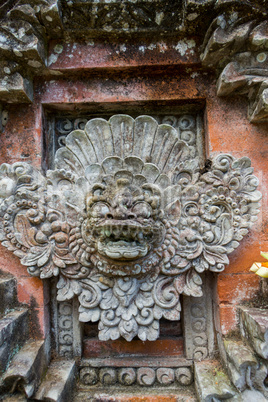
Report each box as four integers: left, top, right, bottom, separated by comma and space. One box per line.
118, 368, 136, 385
156, 368, 175, 385
99, 368, 117, 385
79, 365, 194, 387
137, 368, 156, 386
80, 368, 98, 385
175, 368, 193, 386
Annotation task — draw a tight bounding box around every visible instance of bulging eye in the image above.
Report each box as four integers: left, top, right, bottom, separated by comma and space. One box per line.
132, 202, 152, 218
90, 202, 110, 218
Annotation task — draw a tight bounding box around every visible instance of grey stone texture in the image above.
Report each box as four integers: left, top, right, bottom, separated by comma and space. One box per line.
194, 360, 236, 401
34, 360, 76, 402
0, 1, 267, 122
239, 306, 268, 360
0, 309, 29, 374
224, 339, 258, 391
2, 339, 48, 398
0, 275, 17, 316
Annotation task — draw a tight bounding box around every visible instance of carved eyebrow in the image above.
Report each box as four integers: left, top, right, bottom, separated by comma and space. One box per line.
87, 195, 109, 207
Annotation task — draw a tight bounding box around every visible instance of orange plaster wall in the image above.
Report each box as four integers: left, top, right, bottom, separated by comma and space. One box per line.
0, 61, 267, 338
206, 95, 268, 334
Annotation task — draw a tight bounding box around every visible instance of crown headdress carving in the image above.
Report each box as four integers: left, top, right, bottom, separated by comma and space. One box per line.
0, 115, 261, 341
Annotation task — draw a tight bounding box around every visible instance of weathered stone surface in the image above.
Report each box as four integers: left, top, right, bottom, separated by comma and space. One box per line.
0, 0, 62, 104
74, 390, 198, 401
1, 395, 28, 402
201, 6, 268, 123
156, 368, 175, 385
80, 356, 192, 368
2, 339, 48, 398
0, 0, 267, 118
239, 306, 268, 359
194, 360, 236, 401
0, 309, 29, 373
79, 357, 193, 388
99, 368, 117, 386
59, 0, 215, 38
183, 275, 214, 361
224, 339, 257, 391
118, 368, 136, 386
260, 278, 268, 297
231, 389, 267, 402
0, 115, 261, 344
79, 367, 98, 386
137, 368, 156, 386
0, 275, 17, 316
253, 362, 268, 399
0, 73, 33, 103
175, 367, 193, 386
0, 104, 8, 133
34, 360, 76, 402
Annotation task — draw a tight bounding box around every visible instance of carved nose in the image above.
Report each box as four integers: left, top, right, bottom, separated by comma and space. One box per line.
106, 209, 136, 220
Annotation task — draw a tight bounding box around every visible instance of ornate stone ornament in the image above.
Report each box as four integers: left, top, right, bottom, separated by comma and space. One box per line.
0, 115, 261, 341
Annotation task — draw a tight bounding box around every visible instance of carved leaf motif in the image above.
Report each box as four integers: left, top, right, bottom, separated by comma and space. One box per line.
175, 270, 203, 297
216, 215, 233, 246
80, 307, 100, 323
119, 318, 139, 342
57, 275, 81, 301
14, 214, 38, 248
100, 289, 119, 310
138, 320, 159, 342
53, 248, 77, 268
40, 261, 59, 279
21, 245, 52, 267
203, 246, 229, 266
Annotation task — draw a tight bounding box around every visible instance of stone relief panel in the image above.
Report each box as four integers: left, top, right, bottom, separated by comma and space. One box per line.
0, 114, 261, 342
79, 364, 193, 387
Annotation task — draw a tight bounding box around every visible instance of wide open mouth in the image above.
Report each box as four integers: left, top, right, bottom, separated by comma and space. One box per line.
93, 220, 156, 261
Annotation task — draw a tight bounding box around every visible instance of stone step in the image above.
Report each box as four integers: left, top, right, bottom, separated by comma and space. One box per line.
34, 359, 76, 402
74, 389, 198, 401
231, 389, 268, 401
224, 339, 258, 392
2, 339, 48, 398
0, 276, 17, 316
1, 394, 28, 402
194, 360, 237, 401
238, 306, 268, 359
0, 309, 29, 374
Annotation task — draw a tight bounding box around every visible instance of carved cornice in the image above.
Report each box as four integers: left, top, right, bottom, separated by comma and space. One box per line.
0, 0, 62, 102
201, 4, 268, 123
0, 1, 268, 123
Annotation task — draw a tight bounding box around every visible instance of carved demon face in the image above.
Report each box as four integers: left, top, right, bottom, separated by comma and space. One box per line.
82, 177, 166, 276
0, 115, 261, 342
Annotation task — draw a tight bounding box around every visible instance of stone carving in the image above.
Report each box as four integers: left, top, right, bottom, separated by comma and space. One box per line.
186, 300, 209, 360
1, 0, 267, 122
201, 6, 268, 122
79, 364, 193, 387
0, 0, 62, 103
118, 368, 136, 386
58, 301, 74, 358
0, 115, 261, 341
55, 114, 199, 158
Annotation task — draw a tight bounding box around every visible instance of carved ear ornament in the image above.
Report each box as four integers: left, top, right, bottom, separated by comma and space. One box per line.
0, 115, 261, 341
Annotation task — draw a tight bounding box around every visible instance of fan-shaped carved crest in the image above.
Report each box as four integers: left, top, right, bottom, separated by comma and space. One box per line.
0, 115, 261, 341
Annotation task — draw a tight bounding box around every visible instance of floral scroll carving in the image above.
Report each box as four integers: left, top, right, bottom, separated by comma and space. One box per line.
0, 115, 261, 341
